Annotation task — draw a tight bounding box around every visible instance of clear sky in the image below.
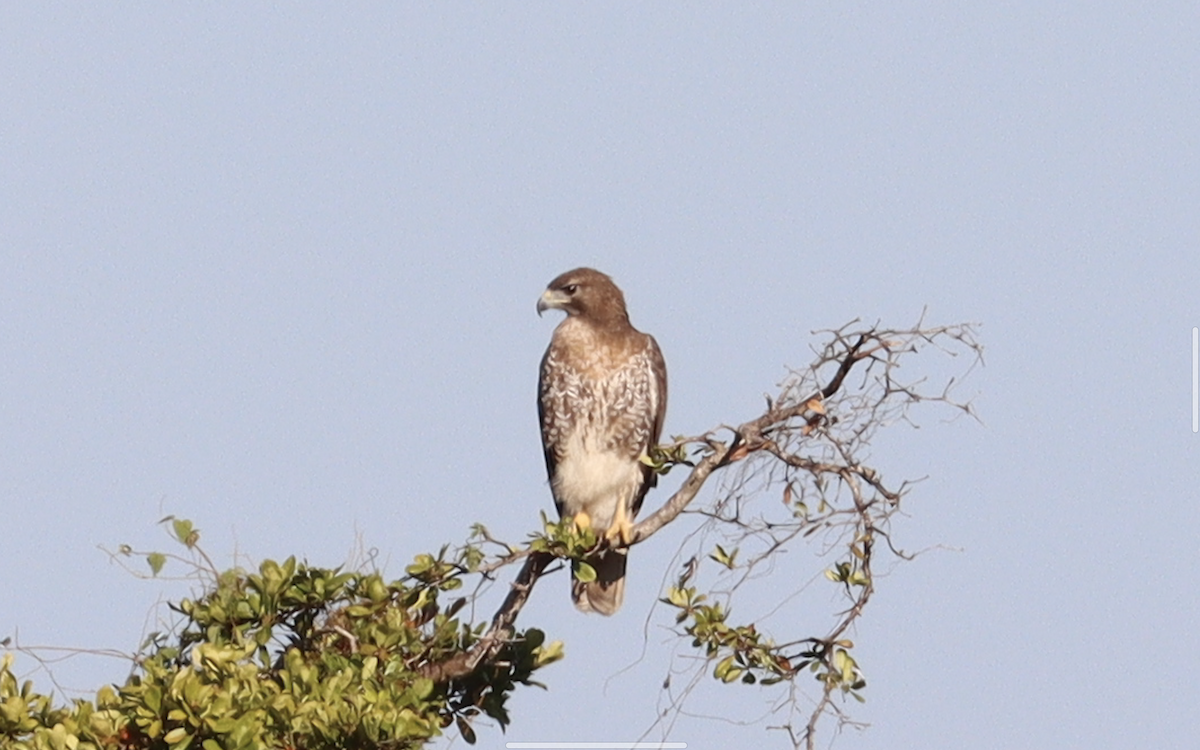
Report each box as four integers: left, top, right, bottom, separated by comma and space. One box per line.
2, 4, 1197, 749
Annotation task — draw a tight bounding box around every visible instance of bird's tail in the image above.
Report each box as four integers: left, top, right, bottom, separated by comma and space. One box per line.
572, 549, 627, 616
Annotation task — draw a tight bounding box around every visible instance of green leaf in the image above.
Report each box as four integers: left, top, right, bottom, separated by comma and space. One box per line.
666, 586, 690, 608
522, 628, 546, 648
147, 552, 166, 576
405, 554, 434, 577
574, 562, 597, 583
713, 655, 735, 681
411, 677, 434, 701
834, 648, 857, 684
172, 518, 196, 547
253, 626, 273, 647
535, 640, 565, 667
366, 576, 389, 603
710, 544, 738, 569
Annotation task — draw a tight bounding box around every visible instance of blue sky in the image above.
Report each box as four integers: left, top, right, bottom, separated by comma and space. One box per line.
2, 4, 1197, 749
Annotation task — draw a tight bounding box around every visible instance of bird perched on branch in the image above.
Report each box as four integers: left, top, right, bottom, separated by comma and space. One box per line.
536, 268, 667, 615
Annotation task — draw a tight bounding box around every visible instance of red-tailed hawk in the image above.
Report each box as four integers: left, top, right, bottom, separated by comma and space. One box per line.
537, 268, 667, 615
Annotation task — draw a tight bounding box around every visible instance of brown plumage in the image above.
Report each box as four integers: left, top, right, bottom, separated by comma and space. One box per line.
537, 268, 667, 615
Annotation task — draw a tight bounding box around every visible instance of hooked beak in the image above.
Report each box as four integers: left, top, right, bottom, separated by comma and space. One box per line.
537, 289, 568, 317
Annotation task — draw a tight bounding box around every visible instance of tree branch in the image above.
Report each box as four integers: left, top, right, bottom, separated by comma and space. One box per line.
421, 326, 886, 685
630, 439, 731, 543
419, 317, 981, 750
418, 551, 553, 682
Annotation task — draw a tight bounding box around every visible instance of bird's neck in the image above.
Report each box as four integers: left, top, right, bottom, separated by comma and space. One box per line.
560, 315, 637, 347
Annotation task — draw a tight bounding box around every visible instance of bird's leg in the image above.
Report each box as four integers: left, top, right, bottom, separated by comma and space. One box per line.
605, 502, 635, 546
572, 511, 592, 533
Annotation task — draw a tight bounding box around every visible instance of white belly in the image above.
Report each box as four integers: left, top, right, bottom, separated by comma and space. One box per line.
552, 432, 642, 531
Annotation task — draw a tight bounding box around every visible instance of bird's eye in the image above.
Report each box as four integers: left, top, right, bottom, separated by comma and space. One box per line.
563, 284, 578, 295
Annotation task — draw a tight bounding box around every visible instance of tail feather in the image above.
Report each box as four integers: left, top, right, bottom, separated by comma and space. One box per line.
572, 549, 627, 616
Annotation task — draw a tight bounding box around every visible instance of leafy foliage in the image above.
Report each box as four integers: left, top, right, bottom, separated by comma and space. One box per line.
1, 536, 562, 750
661, 582, 865, 698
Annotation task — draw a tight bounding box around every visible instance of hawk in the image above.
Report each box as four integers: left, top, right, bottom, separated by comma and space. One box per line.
537, 268, 667, 615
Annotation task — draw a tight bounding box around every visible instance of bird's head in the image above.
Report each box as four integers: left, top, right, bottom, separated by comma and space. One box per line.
537, 268, 630, 327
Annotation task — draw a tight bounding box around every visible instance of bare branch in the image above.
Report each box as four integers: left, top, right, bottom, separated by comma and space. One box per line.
418, 316, 981, 750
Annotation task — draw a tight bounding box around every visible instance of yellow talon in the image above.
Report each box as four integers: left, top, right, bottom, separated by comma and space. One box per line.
605, 504, 635, 545
572, 511, 592, 532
